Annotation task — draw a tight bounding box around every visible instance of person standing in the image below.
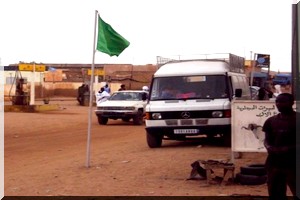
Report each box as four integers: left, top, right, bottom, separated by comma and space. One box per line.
104, 83, 111, 94
258, 87, 269, 100
96, 87, 110, 103
262, 93, 298, 200
77, 83, 85, 104
142, 85, 149, 92
118, 84, 126, 91
77, 83, 90, 105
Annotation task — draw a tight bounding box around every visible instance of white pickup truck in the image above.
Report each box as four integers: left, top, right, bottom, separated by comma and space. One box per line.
95, 90, 148, 125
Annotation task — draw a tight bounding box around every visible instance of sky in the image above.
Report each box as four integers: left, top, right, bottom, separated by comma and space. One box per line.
0, 0, 298, 72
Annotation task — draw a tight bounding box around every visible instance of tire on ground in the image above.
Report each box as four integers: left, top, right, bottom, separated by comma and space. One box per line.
133, 110, 143, 125
235, 173, 267, 185
146, 131, 162, 148
240, 164, 266, 176
122, 117, 130, 122
97, 116, 108, 125
222, 132, 231, 147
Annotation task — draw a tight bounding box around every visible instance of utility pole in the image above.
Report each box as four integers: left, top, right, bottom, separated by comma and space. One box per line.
292, 1, 299, 99
30, 63, 35, 105
250, 51, 255, 86
129, 65, 133, 90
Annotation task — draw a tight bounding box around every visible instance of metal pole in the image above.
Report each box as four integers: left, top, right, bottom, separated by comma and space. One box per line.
95, 74, 99, 96
30, 63, 35, 105
291, 3, 300, 199
129, 65, 133, 89
292, 2, 299, 98
267, 56, 271, 86
250, 51, 255, 86
40, 72, 44, 99
86, 10, 98, 168
9, 73, 12, 84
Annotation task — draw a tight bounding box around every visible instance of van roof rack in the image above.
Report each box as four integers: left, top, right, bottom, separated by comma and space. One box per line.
156, 53, 245, 73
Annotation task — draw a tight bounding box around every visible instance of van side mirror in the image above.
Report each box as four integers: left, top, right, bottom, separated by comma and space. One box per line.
235, 89, 242, 98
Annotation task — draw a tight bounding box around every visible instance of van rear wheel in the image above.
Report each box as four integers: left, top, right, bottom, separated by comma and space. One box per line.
146, 131, 162, 148
222, 133, 231, 147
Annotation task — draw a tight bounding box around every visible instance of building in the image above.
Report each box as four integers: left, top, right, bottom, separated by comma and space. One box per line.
3, 63, 158, 101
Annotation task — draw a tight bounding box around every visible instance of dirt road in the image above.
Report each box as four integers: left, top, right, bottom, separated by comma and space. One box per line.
4, 99, 272, 196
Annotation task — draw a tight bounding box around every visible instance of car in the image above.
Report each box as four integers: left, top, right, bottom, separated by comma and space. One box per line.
250, 86, 260, 100
94, 90, 148, 125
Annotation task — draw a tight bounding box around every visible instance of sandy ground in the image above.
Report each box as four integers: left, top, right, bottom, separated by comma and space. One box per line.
4, 99, 285, 197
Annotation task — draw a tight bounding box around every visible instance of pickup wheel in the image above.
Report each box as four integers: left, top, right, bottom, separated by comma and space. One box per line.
97, 116, 108, 125
122, 117, 130, 122
146, 131, 162, 148
133, 110, 143, 125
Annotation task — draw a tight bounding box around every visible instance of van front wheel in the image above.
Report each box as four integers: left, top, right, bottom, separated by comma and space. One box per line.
146, 131, 162, 148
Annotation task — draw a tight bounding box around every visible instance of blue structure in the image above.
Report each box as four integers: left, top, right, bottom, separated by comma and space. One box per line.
252, 72, 268, 87
272, 74, 292, 85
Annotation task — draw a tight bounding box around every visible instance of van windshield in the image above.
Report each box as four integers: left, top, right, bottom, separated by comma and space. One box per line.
150, 75, 228, 100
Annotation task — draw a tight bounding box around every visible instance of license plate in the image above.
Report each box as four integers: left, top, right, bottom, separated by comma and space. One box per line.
174, 129, 199, 134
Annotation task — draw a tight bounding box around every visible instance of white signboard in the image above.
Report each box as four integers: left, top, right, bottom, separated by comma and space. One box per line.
231, 100, 279, 152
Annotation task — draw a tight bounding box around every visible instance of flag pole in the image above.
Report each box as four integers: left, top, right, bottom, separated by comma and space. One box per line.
86, 10, 98, 168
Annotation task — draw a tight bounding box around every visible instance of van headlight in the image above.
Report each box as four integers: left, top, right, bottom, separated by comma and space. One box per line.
212, 111, 223, 118
152, 113, 162, 120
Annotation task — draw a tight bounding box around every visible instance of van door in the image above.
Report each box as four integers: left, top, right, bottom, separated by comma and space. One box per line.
229, 74, 251, 100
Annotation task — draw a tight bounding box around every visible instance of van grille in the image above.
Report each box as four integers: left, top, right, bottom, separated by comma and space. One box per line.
165, 119, 208, 126
149, 110, 230, 120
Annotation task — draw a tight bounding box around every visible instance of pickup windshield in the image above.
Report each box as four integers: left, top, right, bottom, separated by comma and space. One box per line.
110, 92, 145, 101
150, 75, 228, 100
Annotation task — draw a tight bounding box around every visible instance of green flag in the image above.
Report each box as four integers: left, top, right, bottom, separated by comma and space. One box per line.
96, 16, 130, 56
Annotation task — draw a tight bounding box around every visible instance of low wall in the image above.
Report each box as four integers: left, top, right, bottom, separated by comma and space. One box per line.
4, 82, 82, 101
3, 81, 145, 101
